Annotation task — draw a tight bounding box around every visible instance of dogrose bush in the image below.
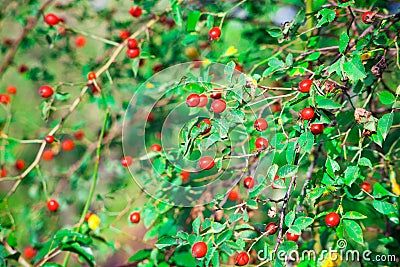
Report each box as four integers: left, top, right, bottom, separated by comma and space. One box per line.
0, 0, 399, 266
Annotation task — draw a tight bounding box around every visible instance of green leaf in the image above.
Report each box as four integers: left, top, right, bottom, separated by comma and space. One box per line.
343, 56, 367, 81
377, 112, 393, 140
325, 157, 340, 177
378, 91, 395, 105
343, 220, 364, 244
297, 130, 314, 154
186, 11, 201, 32
268, 58, 285, 69
285, 211, 295, 227
373, 183, 396, 199
328, 56, 345, 79
277, 165, 298, 178
224, 61, 235, 82
172, 3, 182, 28
228, 214, 242, 223
315, 95, 342, 109
211, 222, 226, 233
267, 164, 279, 181
192, 216, 201, 235
339, 32, 349, 53
155, 236, 178, 249
131, 58, 140, 77
60, 242, 95, 267
373, 200, 397, 215
128, 249, 152, 262
267, 28, 283, 38
344, 166, 359, 186
293, 217, 313, 230
286, 53, 293, 67
55, 92, 71, 101
206, 15, 214, 29
316, 9, 336, 27
342, 211, 367, 220
358, 157, 372, 168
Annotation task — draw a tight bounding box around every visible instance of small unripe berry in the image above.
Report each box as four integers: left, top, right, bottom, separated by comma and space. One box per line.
298, 79, 313, 93
265, 222, 278, 235
192, 242, 208, 258
186, 94, 200, 107
121, 156, 133, 167
129, 212, 140, 223
210, 99, 226, 114
47, 199, 59, 212
44, 13, 59, 26
235, 252, 250, 266
199, 156, 215, 170
208, 27, 221, 40
300, 107, 315, 120
39, 85, 53, 98
87, 214, 101, 230
325, 212, 340, 227
254, 118, 268, 131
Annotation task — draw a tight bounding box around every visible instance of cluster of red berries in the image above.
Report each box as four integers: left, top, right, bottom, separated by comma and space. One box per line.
126, 38, 140, 59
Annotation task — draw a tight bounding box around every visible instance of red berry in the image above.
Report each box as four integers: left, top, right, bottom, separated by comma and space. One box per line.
210, 89, 222, 99
127, 38, 138, 49
300, 107, 315, 120
147, 112, 155, 122
42, 150, 54, 161
75, 35, 86, 47
0, 94, 10, 104
286, 232, 300, 242
87, 72, 96, 80
272, 175, 286, 189
45, 135, 55, 143
129, 212, 140, 223
243, 176, 255, 189
235, 63, 243, 72
198, 119, 212, 134
44, 13, 59, 26
129, 6, 142, 17
298, 79, 313, 93
15, 159, 25, 170
1, 168, 7, 177
39, 85, 53, 98
186, 94, 200, 107
255, 137, 268, 150
84, 212, 93, 221
325, 212, 340, 227
265, 222, 278, 235
62, 139, 75, 151
198, 94, 208, 107
47, 199, 59, 212
254, 118, 268, 132
192, 242, 208, 258
362, 11, 374, 24
180, 171, 190, 183
126, 47, 140, 59
23, 247, 36, 259
74, 130, 85, 140
210, 99, 226, 114
7, 86, 17, 95
235, 252, 249, 266
121, 156, 133, 167
208, 27, 221, 40
150, 144, 162, 152
119, 30, 130, 40
228, 190, 239, 201
199, 156, 215, 170
361, 181, 372, 193
310, 123, 324, 135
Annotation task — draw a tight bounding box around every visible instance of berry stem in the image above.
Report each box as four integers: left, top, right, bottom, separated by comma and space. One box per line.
35, 166, 49, 199
66, 26, 120, 46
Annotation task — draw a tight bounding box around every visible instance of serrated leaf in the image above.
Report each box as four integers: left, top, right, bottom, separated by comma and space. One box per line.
378, 112, 393, 140
343, 56, 367, 81
339, 32, 349, 53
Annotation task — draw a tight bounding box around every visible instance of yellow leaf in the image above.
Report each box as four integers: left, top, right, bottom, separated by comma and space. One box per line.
322, 252, 342, 267
391, 177, 400, 196
146, 82, 155, 89
88, 214, 101, 230
222, 46, 238, 57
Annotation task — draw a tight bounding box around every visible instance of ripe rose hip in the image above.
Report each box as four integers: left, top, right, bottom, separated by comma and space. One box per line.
210, 89, 222, 99
129, 212, 140, 223
300, 107, 315, 120
186, 94, 200, 107
7, 86, 17, 94
126, 47, 140, 59
23, 246, 36, 259
121, 156, 133, 167
129, 6, 142, 17
150, 144, 162, 152
15, 159, 25, 170
62, 139, 74, 151
45, 135, 55, 143
180, 171, 190, 183
254, 118, 268, 132
127, 38, 138, 49
44, 13, 59, 26
310, 123, 324, 135
192, 241, 207, 258
325, 212, 340, 227
299, 79, 313, 93
87, 72, 96, 80
210, 99, 226, 114
362, 11, 374, 24
228, 190, 239, 201
197, 94, 208, 107
361, 181, 372, 193
235, 252, 249, 266
199, 156, 215, 170
198, 119, 212, 134
286, 232, 300, 242
74, 130, 85, 140
42, 150, 54, 161
47, 199, 59, 212
265, 222, 278, 235
39, 85, 54, 98
119, 30, 130, 40
255, 137, 268, 150
75, 35, 86, 47
1, 169, 7, 177
0, 94, 10, 104
208, 27, 221, 40
243, 176, 255, 189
